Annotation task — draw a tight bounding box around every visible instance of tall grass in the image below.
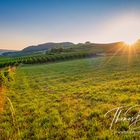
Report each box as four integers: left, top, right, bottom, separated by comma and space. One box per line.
0, 67, 15, 111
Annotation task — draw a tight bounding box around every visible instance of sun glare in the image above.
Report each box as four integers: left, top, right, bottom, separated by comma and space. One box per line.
124, 40, 136, 47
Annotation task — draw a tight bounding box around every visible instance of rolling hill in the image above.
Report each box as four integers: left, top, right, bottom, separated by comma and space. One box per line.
0, 49, 16, 55
1, 40, 140, 56
22, 42, 75, 53
21, 42, 126, 54
1, 42, 124, 56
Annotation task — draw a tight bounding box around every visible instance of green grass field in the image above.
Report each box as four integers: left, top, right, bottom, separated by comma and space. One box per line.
1, 55, 140, 139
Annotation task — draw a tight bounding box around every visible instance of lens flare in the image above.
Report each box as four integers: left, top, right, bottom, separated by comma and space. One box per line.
124, 40, 136, 47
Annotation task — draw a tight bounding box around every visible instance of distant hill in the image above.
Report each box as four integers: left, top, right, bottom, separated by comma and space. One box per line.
22, 42, 75, 53
1, 41, 126, 56
69, 42, 126, 53
21, 41, 126, 54
0, 49, 16, 55
2, 40, 140, 56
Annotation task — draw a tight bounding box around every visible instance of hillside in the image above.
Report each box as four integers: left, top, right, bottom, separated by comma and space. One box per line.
21, 42, 126, 54
1, 41, 140, 139
0, 49, 16, 55
1, 55, 140, 139
1, 41, 126, 56
1, 40, 140, 57
22, 42, 75, 53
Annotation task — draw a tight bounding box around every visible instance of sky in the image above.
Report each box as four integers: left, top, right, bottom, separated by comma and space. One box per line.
0, 0, 140, 50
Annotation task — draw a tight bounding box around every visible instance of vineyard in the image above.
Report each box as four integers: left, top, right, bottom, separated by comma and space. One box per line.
1, 43, 139, 68
0, 52, 97, 68
1, 0, 140, 139
0, 45, 140, 139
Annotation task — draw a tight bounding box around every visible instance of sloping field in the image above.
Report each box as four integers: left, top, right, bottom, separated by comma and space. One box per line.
1, 55, 140, 139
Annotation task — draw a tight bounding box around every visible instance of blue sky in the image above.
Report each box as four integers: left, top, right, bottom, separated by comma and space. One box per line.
0, 0, 140, 50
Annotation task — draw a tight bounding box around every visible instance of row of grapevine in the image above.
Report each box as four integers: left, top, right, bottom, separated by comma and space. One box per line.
0, 52, 97, 68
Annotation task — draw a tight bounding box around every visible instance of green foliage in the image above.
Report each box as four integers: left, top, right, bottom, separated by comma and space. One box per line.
0, 52, 97, 68
50, 47, 64, 53
0, 71, 5, 86
0, 67, 14, 86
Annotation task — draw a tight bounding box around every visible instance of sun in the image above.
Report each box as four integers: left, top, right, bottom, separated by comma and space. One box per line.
124, 40, 136, 47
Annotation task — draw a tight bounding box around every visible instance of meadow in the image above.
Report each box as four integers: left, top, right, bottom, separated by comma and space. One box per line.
1, 54, 140, 139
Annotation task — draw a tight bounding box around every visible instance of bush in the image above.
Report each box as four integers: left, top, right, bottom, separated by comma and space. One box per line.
0, 67, 14, 87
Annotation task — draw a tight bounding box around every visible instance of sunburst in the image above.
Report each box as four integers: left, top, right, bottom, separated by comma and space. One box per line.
99, 41, 137, 69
